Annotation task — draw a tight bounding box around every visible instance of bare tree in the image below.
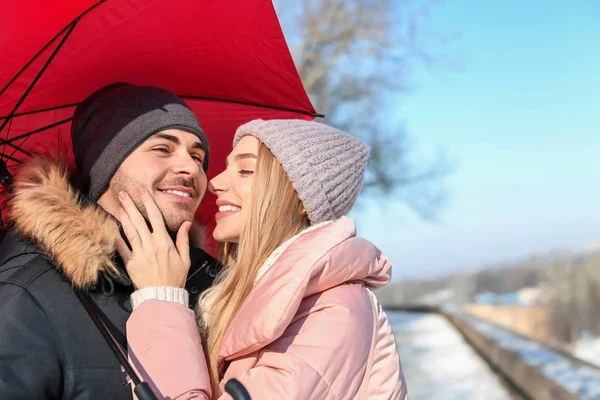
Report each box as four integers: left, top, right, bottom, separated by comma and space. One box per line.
275, 0, 452, 219
544, 252, 576, 342
579, 251, 600, 335
543, 250, 600, 343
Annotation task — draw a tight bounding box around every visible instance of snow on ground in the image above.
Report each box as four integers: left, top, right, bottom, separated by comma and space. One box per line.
456, 311, 600, 399
389, 311, 511, 400
574, 338, 600, 368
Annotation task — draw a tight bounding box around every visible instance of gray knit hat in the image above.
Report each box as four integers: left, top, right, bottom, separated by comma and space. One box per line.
234, 119, 369, 224
71, 83, 209, 200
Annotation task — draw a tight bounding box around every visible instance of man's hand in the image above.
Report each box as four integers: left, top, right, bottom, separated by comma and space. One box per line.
115, 187, 192, 289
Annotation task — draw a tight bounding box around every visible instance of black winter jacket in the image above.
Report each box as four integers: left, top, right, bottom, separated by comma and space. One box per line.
0, 157, 219, 399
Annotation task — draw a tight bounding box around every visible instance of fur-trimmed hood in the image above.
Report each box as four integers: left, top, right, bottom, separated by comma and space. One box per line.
8, 156, 121, 289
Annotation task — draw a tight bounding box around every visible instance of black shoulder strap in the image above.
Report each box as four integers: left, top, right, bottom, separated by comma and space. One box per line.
75, 291, 158, 400
3, 253, 157, 399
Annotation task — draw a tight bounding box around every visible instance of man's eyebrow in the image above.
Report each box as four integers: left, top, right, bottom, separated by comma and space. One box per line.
225, 153, 257, 166
152, 133, 205, 151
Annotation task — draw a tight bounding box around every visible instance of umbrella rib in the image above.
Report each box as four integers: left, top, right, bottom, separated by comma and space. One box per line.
179, 95, 325, 118
6, 136, 34, 160
0, 22, 78, 139
3, 141, 32, 158
0, 96, 324, 159
0, 0, 106, 99
0, 99, 326, 123
0, 0, 325, 165
1, 118, 11, 159
0, 1, 107, 164
0, 29, 70, 100
0, 103, 79, 121
0, 153, 24, 164
0, 117, 33, 157
0, 118, 73, 150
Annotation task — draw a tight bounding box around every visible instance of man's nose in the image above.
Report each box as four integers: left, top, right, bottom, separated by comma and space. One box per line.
172, 153, 201, 176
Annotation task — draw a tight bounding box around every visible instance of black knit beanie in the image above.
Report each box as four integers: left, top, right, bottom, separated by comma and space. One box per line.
71, 83, 209, 200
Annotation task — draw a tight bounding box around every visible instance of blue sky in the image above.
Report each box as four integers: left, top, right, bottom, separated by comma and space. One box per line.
352, 1, 600, 280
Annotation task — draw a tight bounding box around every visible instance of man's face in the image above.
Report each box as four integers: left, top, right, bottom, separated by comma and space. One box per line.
99, 128, 207, 233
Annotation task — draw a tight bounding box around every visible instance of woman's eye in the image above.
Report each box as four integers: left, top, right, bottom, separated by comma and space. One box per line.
238, 170, 254, 176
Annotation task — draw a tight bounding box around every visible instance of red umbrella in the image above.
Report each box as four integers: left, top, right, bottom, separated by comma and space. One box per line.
0, 0, 319, 253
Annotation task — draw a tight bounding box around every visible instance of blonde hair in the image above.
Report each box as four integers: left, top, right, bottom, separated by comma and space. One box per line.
200, 142, 310, 394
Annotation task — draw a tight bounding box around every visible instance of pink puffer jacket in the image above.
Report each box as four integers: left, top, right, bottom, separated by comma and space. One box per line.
127, 217, 408, 399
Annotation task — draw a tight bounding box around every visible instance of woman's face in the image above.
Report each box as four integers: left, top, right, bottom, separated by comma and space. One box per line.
209, 135, 259, 243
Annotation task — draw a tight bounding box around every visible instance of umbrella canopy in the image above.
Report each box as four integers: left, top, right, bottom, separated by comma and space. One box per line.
0, 0, 318, 252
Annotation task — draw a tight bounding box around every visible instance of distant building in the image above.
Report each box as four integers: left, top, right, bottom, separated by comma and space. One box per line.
474, 286, 550, 307
475, 292, 496, 305
468, 285, 553, 342
475, 292, 519, 305
518, 286, 551, 306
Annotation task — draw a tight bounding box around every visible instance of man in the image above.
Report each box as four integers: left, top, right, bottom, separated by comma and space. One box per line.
0, 83, 219, 399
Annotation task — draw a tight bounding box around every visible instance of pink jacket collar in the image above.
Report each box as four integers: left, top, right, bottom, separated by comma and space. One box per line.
219, 217, 391, 362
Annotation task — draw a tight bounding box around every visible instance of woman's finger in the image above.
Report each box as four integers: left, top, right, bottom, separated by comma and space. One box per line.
176, 221, 192, 267
118, 190, 153, 246
137, 187, 169, 238
117, 206, 143, 251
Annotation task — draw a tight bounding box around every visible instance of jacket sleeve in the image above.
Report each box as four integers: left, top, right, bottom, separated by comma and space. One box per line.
127, 287, 377, 400
126, 300, 211, 400
0, 282, 63, 399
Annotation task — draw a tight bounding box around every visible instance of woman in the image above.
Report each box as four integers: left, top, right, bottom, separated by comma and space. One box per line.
119, 119, 408, 399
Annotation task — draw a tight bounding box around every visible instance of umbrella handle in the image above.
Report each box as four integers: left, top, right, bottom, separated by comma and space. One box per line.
134, 382, 160, 400
225, 378, 252, 400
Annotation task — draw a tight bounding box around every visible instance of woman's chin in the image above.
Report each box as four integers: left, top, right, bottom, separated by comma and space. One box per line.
212, 227, 240, 244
